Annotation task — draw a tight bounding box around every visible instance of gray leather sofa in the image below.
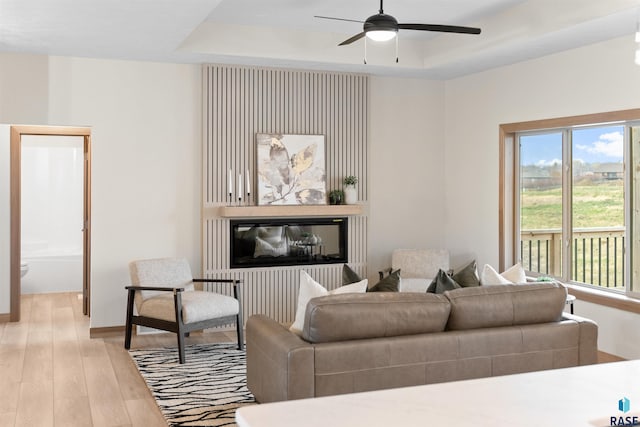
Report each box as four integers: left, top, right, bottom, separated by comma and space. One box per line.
246, 282, 598, 403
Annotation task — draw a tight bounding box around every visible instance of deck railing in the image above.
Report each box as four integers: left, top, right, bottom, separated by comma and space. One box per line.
520, 227, 625, 289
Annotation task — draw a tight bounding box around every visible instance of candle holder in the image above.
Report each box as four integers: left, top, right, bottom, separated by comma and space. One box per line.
228, 168, 234, 206
245, 169, 252, 206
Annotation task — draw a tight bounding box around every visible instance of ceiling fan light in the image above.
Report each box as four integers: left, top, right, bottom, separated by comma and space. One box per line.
366, 30, 396, 42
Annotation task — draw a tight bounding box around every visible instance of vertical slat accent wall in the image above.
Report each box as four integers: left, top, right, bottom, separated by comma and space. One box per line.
203, 64, 369, 325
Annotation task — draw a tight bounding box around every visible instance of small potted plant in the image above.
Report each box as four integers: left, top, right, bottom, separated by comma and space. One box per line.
328, 189, 344, 205
343, 175, 358, 205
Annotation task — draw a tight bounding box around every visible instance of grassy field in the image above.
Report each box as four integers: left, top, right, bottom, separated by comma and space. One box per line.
521, 181, 624, 230
521, 181, 625, 289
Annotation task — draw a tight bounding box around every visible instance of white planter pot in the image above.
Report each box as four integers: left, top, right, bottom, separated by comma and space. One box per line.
344, 186, 357, 204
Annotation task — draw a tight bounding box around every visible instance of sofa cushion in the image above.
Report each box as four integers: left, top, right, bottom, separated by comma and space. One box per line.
138, 290, 238, 324
367, 269, 400, 292
427, 269, 461, 294
342, 264, 362, 285
452, 260, 480, 287
344, 265, 400, 292
302, 292, 450, 343
500, 263, 527, 283
481, 263, 527, 285
444, 282, 567, 330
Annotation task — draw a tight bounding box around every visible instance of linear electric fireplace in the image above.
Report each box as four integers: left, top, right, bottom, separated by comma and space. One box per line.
230, 217, 348, 268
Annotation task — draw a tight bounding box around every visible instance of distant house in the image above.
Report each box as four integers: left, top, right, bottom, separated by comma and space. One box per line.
521, 165, 562, 190
591, 163, 623, 180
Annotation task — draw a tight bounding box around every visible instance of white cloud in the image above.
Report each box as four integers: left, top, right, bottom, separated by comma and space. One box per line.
535, 158, 562, 167
575, 131, 623, 158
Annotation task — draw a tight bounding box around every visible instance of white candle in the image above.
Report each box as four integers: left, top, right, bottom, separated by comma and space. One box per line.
238, 173, 243, 199
228, 169, 233, 195
246, 169, 251, 195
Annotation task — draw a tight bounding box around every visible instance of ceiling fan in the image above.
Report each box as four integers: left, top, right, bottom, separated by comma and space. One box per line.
315, 0, 481, 46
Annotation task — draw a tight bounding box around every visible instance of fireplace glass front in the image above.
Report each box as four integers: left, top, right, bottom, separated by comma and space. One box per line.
230, 217, 347, 268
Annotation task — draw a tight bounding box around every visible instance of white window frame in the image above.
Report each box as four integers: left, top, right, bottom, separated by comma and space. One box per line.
499, 109, 640, 300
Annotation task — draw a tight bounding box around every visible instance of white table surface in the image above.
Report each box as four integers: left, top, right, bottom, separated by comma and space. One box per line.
236, 360, 640, 427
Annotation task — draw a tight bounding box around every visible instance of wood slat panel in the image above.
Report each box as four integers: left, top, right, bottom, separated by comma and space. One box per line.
204, 65, 368, 205
203, 65, 369, 324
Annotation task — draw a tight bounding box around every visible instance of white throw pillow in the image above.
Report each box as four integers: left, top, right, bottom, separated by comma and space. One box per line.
481, 263, 527, 285
399, 277, 432, 293
289, 271, 367, 336
501, 262, 527, 283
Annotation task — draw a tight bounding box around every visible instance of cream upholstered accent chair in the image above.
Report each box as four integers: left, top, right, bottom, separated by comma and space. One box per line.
392, 249, 450, 278
381, 249, 450, 292
125, 258, 243, 364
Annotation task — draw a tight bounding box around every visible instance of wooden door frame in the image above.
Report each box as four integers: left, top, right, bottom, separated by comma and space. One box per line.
10, 125, 92, 321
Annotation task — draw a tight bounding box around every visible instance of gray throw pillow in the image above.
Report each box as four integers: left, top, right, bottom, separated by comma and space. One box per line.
427, 269, 462, 294
367, 269, 400, 292
452, 260, 480, 287
342, 264, 362, 285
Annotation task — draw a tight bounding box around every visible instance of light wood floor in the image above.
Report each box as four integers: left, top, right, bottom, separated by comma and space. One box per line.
0, 292, 236, 427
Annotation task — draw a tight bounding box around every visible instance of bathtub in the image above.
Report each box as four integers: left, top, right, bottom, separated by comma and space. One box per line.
21, 248, 83, 294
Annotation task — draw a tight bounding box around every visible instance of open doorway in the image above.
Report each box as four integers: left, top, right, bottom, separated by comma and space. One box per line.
10, 126, 91, 321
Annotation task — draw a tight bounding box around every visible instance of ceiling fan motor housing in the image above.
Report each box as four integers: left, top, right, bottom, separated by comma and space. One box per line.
364, 13, 398, 33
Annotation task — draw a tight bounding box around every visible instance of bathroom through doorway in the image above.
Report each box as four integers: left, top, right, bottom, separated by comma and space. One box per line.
9, 125, 91, 321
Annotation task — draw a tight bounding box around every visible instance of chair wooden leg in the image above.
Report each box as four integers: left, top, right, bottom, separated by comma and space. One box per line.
234, 281, 244, 351
174, 292, 186, 364
176, 328, 185, 364
236, 312, 244, 351
124, 289, 135, 349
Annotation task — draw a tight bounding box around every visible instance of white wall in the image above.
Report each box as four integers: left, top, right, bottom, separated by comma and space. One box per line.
0, 54, 202, 328
368, 76, 447, 281
0, 53, 49, 124
576, 300, 640, 358
444, 35, 640, 359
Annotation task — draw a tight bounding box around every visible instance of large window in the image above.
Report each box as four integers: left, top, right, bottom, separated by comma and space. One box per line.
501, 110, 640, 296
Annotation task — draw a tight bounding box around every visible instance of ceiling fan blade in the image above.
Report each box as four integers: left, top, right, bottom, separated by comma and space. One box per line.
338, 32, 366, 46
398, 23, 481, 35
314, 15, 364, 24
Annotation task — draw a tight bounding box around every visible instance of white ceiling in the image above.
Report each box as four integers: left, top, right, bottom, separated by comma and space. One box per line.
1, 0, 639, 79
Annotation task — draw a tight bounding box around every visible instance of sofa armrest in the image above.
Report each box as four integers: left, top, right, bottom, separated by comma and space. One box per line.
562, 312, 598, 365
246, 315, 315, 403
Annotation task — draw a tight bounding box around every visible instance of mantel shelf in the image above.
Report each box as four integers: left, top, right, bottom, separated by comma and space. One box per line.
216, 204, 364, 218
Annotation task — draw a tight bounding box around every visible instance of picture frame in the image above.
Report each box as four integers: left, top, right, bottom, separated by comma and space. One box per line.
256, 133, 326, 205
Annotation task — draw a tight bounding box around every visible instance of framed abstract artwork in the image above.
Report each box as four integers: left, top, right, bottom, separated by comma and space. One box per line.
256, 133, 326, 205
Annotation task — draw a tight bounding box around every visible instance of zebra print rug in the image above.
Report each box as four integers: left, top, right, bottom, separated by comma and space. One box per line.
129, 343, 255, 426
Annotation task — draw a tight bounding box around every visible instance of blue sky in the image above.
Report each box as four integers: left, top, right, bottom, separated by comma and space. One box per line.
520, 125, 624, 166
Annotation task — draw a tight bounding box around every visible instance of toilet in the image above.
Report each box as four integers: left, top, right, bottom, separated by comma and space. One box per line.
20, 262, 29, 278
